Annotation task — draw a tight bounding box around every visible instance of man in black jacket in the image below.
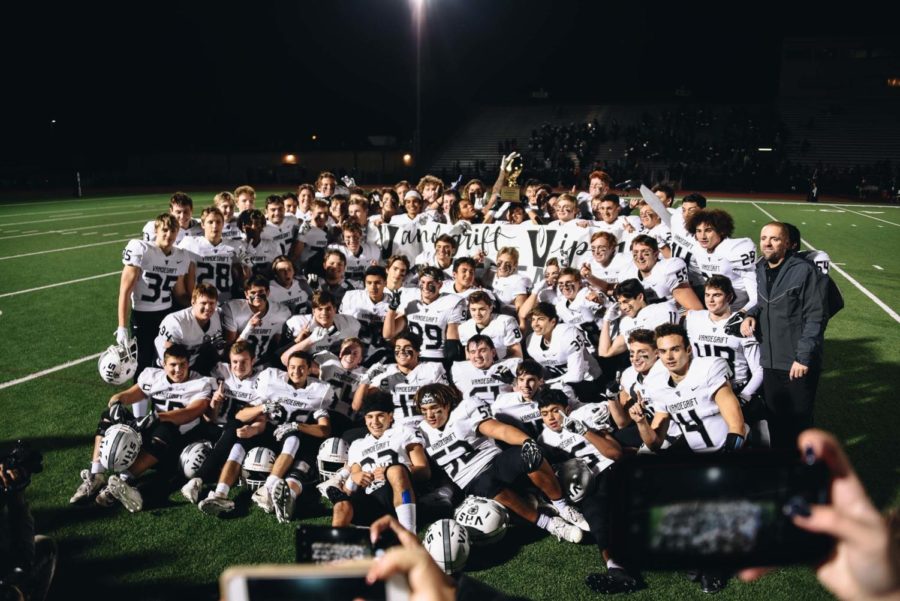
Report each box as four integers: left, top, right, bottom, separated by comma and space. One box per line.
740, 222, 826, 449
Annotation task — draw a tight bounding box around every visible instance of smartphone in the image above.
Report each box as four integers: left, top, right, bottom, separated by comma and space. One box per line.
221, 563, 408, 601
296, 525, 401, 563
607, 450, 833, 570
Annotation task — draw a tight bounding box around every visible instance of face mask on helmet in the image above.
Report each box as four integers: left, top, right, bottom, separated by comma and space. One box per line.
98, 339, 139, 385
317, 437, 349, 481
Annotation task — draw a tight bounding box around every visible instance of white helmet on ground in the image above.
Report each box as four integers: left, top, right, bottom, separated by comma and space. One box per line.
98, 339, 139, 385
317, 437, 348, 481
454, 496, 509, 545
424, 519, 470, 574
557, 457, 593, 504
99, 424, 141, 472
179, 440, 212, 479
241, 447, 276, 491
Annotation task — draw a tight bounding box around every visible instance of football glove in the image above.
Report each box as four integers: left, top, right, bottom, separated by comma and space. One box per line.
723, 433, 745, 453
297, 219, 312, 236
723, 313, 746, 337
114, 327, 131, 347
274, 422, 299, 442
520, 438, 544, 472
134, 411, 158, 432
107, 402, 129, 424
261, 401, 281, 417
387, 290, 402, 311
363, 361, 389, 384
604, 302, 622, 323
562, 416, 588, 436
493, 365, 516, 385
306, 273, 319, 289
308, 326, 330, 344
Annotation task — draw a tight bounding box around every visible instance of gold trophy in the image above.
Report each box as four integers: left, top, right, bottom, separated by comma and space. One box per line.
500, 152, 524, 202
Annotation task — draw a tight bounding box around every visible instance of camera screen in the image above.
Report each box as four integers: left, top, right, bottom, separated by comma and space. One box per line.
648, 499, 777, 556
309, 541, 371, 563
296, 526, 373, 564
246, 576, 385, 601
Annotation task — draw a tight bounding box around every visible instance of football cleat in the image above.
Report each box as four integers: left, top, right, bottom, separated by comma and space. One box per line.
95, 486, 117, 508
70, 470, 106, 504
700, 572, 727, 594
316, 471, 347, 500
585, 568, 640, 594
198, 493, 235, 517
556, 503, 591, 532
252, 485, 274, 514
180, 477, 203, 504
272, 480, 295, 524
107, 475, 143, 513
545, 516, 583, 543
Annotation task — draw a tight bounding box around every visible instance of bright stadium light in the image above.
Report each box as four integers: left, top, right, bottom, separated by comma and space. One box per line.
403, 153, 413, 166
758, 147, 773, 152
283, 154, 298, 164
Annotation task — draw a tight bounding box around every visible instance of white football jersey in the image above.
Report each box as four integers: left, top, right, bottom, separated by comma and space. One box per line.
525, 323, 602, 383
297, 226, 329, 263
458, 314, 523, 360
284, 314, 362, 356
268, 278, 312, 314
669, 211, 703, 285
339, 290, 392, 361
370, 362, 449, 424
618, 257, 689, 303
577, 253, 631, 287
618, 301, 679, 349
221, 300, 291, 358
799, 249, 831, 275
489, 273, 532, 307
418, 398, 501, 490
539, 420, 614, 475
155, 308, 225, 369
262, 215, 299, 255
328, 242, 381, 285
694, 237, 758, 311
210, 362, 261, 424
641, 223, 672, 250
620, 362, 682, 445
142, 218, 202, 244
554, 288, 605, 329
240, 238, 282, 274
398, 294, 465, 360
177, 236, 243, 303
591, 218, 628, 248
492, 392, 544, 437
644, 357, 732, 453
252, 368, 333, 426
317, 356, 366, 418
222, 220, 243, 243
137, 368, 214, 433
348, 426, 423, 494
451, 358, 521, 404
684, 310, 762, 396
412, 249, 455, 280
122, 240, 192, 312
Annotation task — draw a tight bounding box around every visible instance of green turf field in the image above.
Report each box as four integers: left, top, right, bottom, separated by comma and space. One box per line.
1, 192, 898, 601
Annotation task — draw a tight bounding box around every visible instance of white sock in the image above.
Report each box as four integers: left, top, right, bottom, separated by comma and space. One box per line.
120, 470, 134, 482
607, 559, 622, 570
265, 475, 280, 492
395, 503, 417, 533
215, 483, 231, 497
536, 513, 551, 529
91, 462, 104, 475
286, 479, 303, 499
552, 498, 568, 512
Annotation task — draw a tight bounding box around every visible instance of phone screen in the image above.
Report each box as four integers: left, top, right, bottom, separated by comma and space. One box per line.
296, 526, 373, 563
246, 576, 386, 601
608, 451, 832, 569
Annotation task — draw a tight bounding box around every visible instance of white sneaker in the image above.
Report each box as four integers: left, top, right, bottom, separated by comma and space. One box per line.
272, 480, 295, 524
557, 503, 591, 532
316, 473, 346, 500
95, 486, 117, 508
107, 475, 143, 513
70, 470, 106, 504
546, 516, 583, 543
252, 486, 274, 514
180, 477, 203, 504
198, 493, 235, 516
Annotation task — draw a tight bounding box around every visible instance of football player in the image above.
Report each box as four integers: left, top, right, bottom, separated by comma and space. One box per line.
492, 360, 573, 438
214, 191, 244, 243
686, 208, 758, 311
617, 235, 702, 310
598, 279, 679, 360
553, 268, 605, 339
222, 276, 291, 367
450, 336, 521, 404
458, 291, 523, 360
178, 206, 244, 304
236, 351, 333, 523
70, 344, 213, 512
282, 192, 299, 216
590, 194, 631, 253
261, 194, 300, 259
389, 190, 427, 225
339, 266, 392, 364
295, 199, 330, 267
353, 331, 448, 427
141, 191, 202, 244
234, 185, 256, 217
315, 249, 356, 307
439, 257, 489, 303
328, 222, 381, 288
579, 231, 630, 294
281, 291, 361, 361
415, 384, 586, 543
267, 255, 313, 315
117, 213, 194, 389
317, 338, 368, 436
488, 248, 532, 315
328, 393, 431, 533
383, 266, 464, 363
237, 209, 281, 278
635, 201, 673, 258
413, 234, 457, 280
668, 193, 705, 288
296, 184, 315, 219
154, 283, 225, 376
535, 388, 638, 594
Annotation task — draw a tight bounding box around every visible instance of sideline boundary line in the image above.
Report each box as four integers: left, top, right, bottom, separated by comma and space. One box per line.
0, 353, 102, 391
0, 272, 119, 298
751, 202, 900, 325
0, 208, 154, 227
0, 220, 144, 240
0, 239, 130, 260
828, 204, 900, 227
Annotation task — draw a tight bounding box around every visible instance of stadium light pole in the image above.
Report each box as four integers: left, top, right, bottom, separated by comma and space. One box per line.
412, 0, 424, 163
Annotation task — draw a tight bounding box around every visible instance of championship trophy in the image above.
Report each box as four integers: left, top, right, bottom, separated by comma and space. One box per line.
500, 153, 524, 202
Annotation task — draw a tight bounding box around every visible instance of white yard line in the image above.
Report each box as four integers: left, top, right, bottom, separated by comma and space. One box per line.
829, 205, 900, 227
0, 202, 157, 219
0, 219, 146, 240
0, 272, 119, 298
751, 203, 900, 325
0, 353, 102, 391
0, 208, 153, 227
710, 198, 900, 209
0, 238, 130, 261
873, 265, 884, 271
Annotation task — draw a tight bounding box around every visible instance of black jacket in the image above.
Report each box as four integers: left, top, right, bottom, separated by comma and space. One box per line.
748, 253, 825, 370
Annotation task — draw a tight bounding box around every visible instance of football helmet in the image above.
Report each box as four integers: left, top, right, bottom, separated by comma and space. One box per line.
316, 437, 349, 481
454, 496, 509, 545
424, 519, 470, 574
99, 424, 141, 472
98, 339, 139, 385
241, 447, 276, 491
179, 440, 212, 479
557, 458, 593, 504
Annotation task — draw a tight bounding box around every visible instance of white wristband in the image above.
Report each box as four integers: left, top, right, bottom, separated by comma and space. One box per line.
345, 479, 359, 492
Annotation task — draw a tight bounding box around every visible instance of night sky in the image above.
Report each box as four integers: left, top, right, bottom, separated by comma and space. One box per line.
1, 1, 892, 163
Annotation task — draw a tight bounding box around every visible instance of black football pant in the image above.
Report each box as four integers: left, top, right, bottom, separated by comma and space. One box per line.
762, 366, 820, 450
